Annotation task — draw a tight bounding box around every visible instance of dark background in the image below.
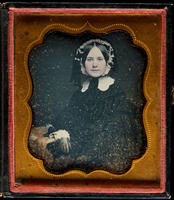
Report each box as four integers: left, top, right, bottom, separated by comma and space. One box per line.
29, 31, 147, 126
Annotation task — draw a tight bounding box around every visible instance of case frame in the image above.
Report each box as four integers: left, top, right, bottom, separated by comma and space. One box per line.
0, 1, 173, 199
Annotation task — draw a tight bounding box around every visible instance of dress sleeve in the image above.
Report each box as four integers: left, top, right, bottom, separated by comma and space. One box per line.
51, 90, 81, 134
106, 99, 147, 159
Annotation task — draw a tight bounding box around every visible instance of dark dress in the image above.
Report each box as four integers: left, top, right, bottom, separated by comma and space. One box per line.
46, 78, 147, 174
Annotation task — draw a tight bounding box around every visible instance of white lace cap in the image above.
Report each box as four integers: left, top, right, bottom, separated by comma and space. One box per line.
75, 39, 115, 69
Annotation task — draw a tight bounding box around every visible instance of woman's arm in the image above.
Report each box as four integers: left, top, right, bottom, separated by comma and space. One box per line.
46, 90, 81, 153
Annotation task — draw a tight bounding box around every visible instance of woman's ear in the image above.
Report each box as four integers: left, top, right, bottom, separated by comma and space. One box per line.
80, 63, 88, 75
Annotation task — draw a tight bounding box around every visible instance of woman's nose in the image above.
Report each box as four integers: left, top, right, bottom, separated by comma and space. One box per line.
92, 60, 98, 68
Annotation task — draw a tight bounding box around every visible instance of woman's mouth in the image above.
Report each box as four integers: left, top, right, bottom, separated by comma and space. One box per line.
91, 69, 100, 71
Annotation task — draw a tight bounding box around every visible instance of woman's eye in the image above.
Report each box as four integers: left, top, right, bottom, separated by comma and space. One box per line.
97, 57, 104, 61
86, 57, 93, 62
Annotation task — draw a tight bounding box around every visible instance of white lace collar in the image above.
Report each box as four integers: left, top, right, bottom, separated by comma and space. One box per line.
81, 76, 115, 93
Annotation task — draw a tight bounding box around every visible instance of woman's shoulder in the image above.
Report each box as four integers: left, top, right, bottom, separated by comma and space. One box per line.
68, 88, 87, 104
107, 84, 143, 114
99, 82, 123, 98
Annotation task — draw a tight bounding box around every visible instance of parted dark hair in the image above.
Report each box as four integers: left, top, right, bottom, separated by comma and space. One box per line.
81, 43, 110, 67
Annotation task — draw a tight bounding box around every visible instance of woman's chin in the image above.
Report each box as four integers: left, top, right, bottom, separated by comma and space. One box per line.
89, 73, 101, 78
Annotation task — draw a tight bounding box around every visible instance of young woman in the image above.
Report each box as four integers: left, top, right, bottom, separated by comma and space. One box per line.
29, 39, 147, 174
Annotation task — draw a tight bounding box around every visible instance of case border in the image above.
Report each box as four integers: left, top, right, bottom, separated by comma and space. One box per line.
6, 6, 169, 198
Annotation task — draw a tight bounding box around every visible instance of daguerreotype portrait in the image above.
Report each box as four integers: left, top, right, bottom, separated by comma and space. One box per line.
7, 6, 169, 196
28, 32, 147, 174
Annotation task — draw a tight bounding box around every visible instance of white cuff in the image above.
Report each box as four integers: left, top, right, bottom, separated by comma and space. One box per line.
49, 130, 70, 140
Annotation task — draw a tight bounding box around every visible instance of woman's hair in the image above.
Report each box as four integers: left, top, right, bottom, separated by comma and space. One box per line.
71, 39, 116, 86
81, 43, 109, 67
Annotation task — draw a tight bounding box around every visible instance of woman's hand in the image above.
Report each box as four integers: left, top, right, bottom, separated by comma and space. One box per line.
59, 137, 71, 153
49, 130, 71, 153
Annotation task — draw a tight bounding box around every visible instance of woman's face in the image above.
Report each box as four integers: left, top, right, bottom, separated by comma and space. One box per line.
84, 46, 107, 78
